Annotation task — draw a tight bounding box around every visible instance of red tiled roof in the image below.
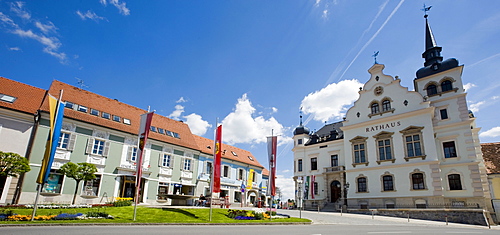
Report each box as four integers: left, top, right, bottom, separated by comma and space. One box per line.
42, 80, 199, 150
0, 77, 46, 114
481, 143, 500, 174
192, 134, 265, 169
262, 168, 269, 176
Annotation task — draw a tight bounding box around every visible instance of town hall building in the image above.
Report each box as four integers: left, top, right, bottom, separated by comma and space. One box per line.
292, 13, 494, 222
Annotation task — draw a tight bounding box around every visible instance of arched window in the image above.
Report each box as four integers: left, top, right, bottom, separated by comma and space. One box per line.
448, 174, 462, 190
411, 173, 425, 190
371, 103, 379, 114
382, 100, 391, 112
357, 177, 367, 192
426, 84, 437, 96
441, 80, 452, 92
383, 175, 394, 191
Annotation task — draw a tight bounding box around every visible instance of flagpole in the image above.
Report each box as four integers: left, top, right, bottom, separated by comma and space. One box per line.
209, 118, 218, 222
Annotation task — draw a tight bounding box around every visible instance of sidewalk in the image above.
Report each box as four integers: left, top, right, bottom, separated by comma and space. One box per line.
277, 208, 500, 230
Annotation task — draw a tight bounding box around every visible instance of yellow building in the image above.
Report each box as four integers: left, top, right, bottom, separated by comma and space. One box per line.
481, 143, 500, 222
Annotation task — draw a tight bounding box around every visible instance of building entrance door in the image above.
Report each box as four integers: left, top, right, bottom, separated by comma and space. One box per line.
330, 181, 341, 203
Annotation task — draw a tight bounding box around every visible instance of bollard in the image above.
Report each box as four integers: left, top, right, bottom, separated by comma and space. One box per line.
445, 215, 448, 225
407, 212, 410, 222
371, 210, 374, 219
318, 204, 320, 213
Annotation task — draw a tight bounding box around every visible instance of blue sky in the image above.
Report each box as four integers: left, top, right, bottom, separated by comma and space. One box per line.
1, 0, 499, 200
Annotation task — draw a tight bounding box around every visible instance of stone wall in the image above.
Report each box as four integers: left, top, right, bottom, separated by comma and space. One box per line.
348, 208, 496, 226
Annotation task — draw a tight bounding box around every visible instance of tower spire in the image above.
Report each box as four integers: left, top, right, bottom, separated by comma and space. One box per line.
421, 5, 443, 67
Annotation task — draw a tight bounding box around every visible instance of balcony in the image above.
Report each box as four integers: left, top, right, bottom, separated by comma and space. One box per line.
324, 166, 345, 173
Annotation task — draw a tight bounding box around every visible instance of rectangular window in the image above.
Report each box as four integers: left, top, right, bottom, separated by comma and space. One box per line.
406, 134, 422, 157
206, 162, 212, 174
82, 175, 101, 196
77, 105, 88, 113
102, 112, 110, 119
0, 94, 16, 103
354, 143, 366, 163
311, 157, 318, 171
150, 126, 157, 132
252, 171, 256, 182
440, 109, 449, 120
123, 118, 131, 125
412, 173, 425, 190
57, 132, 70, 149
128, 147, 138, 162
65, 101, 74, 109
158, 128, 165, 134
313, 182, 318, 195
166, 130, 173, 137
90, 109, 99, 116
357, 177, 367, 192
238, 169, 244, 180
42, 170, 63, 194
448, 174, 462, 190
161, 154, 171, 167
223, 165, 230, 178
378, 139, 392, 160
443, 141, 457, 158
157, 182, 169, 200
383, 175, 394, 191
298, 139, 303, 145
331, 155, 338, 167
298, 159, 303, 172
183, 158, 192, 171
112, 115, 121, 122
92, 139, 105, 155
173, 132, 180, 138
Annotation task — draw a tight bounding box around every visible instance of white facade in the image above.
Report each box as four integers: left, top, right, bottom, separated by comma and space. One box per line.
293, 62, 492, 211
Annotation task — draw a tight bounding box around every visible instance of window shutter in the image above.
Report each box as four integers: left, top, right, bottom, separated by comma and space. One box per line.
103, 141, 110, 157
86, 137, 94, 154
67, 133, 76, 151
127, 146, 133, 161
158, 153, 162, 167
180, 157, 184, 170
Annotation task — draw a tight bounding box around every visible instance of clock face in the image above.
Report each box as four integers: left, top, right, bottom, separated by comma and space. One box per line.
374, 86, 383, 96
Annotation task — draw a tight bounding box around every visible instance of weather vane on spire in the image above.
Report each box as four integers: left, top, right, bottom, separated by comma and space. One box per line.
372, 51, 379, 64
422, 4, 432, 18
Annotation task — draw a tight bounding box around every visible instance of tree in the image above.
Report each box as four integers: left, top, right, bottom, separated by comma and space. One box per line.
58, 162, 97, 205
0, 151, 31, 177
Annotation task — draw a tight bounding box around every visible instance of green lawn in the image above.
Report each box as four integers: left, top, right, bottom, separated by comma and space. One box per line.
0, 207, 310, 224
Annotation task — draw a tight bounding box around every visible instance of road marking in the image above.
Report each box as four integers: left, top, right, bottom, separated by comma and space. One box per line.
445, 232, 483, 234
368, 232, 411, 234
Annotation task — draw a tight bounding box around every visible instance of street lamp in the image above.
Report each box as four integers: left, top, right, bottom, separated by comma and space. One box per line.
344, 182, 350, 208
297, 179, 303, 219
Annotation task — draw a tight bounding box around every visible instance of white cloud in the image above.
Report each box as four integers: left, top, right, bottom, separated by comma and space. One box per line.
222, 94, 287, 145
469, 101, 485, 113
176, 97, 187, 103
301, 79, 362, 122
463, 83, 477, 91
275, 174, 295, 200
101, 0, 130, 16
10, 1, 30, 20
0, 12, 18, 28
8, 47, 20, 51
282, 169, 290, 173
322, 9, 329, 19
480, 127, 500, 138
271, 107, 278, 113
35, 21, 57, 34
168, 104, 184, 120
12, 29, 67, 62
184, 113, 212, 136
76, 10, 106, 22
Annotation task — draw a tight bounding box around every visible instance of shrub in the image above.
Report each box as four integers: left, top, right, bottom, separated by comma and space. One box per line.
112, 199, 132, 207
227, 209, 248, 219
86, 211, 110, 218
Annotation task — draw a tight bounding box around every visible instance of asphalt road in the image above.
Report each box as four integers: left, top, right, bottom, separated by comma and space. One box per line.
0, 209, 498, 235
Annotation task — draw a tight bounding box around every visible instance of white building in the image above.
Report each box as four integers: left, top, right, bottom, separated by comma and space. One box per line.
293, 14, 493, 216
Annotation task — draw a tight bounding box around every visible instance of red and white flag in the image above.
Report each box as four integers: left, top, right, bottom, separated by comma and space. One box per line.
267, 136, 277, 196
211, 125, 222, 193
135, 112, 154, 203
